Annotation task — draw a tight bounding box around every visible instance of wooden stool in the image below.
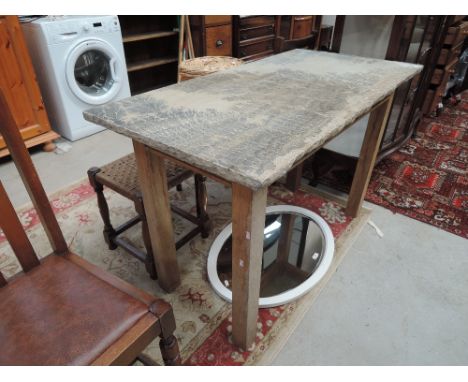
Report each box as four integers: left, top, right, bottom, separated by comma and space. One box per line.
88, 153, 210, 279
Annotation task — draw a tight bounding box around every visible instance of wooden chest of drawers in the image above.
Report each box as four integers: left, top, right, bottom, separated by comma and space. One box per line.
190, 16, 233, 57
233, 15, 321, 61
233, 16, 277, 61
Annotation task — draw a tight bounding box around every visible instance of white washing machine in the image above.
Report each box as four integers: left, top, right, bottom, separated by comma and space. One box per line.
21, 15, 131, 141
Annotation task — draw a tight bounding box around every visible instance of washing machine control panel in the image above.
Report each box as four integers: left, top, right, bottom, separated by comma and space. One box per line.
45, 16, 121, 44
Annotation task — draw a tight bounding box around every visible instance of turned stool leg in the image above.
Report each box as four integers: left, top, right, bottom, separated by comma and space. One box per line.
159, 334, 181, 366
134, 195, 158, 280
88, 167, 117, 250
194, 174, 211, 238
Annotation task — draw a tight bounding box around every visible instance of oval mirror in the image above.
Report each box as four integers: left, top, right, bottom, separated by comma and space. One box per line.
207, 205, 335, 308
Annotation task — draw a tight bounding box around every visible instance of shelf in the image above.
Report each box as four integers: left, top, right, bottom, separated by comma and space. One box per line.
131, 80, 176, 96
127, 57, 178, 73
123, 30, 178, 43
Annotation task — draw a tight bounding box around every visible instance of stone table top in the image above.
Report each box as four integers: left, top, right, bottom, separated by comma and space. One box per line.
84, 50, 421, 190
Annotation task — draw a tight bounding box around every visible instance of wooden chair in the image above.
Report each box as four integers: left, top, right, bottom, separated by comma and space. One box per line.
88, 153, 211, 280
274, 34, 318, 54
0, 91, 181, 366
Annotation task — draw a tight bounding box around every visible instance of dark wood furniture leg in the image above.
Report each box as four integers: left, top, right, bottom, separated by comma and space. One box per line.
159, 334, 181, 366
87, 167, 117, 250
276, 213, 295, 264
134, 195, 158, 280
151, 301, 182, 365
296, 217, 310, 268
285, 161, 304, 192
195, 174, 211, 238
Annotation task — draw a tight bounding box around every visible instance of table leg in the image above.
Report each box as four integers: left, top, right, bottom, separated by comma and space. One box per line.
133, 141, 180, 292
346, 94, 394, 217
231, 183, 267, 350
285, 162, 304, 192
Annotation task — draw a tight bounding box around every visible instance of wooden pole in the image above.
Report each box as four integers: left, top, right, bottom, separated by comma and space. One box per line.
177, 15, 186, 82
185, 16, 195, 59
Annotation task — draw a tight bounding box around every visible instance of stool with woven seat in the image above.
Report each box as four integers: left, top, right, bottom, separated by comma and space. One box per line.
88, 153, 210, 279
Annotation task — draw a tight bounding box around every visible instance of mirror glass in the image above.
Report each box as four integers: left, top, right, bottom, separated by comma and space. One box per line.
216, 211, 326, 298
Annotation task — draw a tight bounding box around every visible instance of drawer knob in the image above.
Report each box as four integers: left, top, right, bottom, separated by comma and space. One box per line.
216, 39, 224, 47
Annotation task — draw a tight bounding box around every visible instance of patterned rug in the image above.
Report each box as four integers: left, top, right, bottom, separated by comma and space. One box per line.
305, 90, 468, 239
0, 178, 369, 365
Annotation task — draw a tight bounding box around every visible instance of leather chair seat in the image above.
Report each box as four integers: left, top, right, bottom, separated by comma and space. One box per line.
0, 254, 152, 365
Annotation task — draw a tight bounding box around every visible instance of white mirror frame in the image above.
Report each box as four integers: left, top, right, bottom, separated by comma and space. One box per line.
207, 205, 335, 308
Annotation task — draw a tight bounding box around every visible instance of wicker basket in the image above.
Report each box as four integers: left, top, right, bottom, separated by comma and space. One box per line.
179, 56, 243, 81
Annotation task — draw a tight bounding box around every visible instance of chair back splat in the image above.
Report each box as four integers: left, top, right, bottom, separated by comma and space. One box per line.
0, 181, 40, 280
0, 90, 67, 261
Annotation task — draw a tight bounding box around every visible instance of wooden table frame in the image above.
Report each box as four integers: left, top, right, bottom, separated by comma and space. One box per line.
132, 93, 394, 350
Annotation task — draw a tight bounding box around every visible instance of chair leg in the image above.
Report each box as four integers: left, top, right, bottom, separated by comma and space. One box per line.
88, 167, 117, 250
134, 196, 158, 280
150, 302, 181, 365
194, 174, 211, 238
159, 333, 181, 366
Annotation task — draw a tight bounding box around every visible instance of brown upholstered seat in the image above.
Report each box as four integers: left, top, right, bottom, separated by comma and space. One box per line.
0, 255, 151, 365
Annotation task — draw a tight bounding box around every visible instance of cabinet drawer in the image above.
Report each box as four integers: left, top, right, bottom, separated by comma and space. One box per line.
444, 21, 468, 46
239, 24, 275, 41
431, 68, 444, 85
204, 15, 232, 26
238, 38, 274, 58
292, 16, 314, 39
437, 41, 463, 66
239, 16, 275, 29
431, 58, 458, 85
205, 24, 232, 56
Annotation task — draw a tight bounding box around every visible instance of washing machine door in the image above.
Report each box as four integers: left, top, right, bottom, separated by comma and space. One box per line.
66, 39, 125, 105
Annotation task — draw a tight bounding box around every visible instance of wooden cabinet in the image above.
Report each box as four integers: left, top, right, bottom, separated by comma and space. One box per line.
278, 15, 321, 40
118, 16, 179, 95
233, 16, 322, 62
0, 15, 59, 158
190, 16, 233, 57
378, 15, 443, 159
423, 17, 468, 116
233, 16, 277, 61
